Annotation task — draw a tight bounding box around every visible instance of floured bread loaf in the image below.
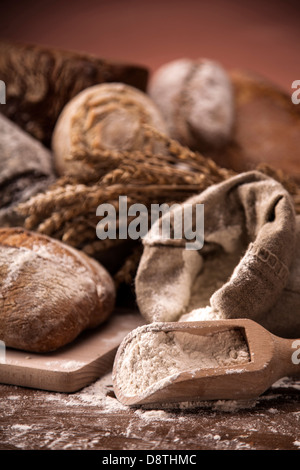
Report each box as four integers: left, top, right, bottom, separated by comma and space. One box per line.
148, 58, 234, 152
0, 228, 116, 352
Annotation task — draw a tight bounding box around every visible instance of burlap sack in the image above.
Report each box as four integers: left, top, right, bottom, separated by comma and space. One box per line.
135, 171, 300, 338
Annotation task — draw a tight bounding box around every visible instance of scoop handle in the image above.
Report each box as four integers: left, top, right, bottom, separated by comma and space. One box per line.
274, 336, 300, 378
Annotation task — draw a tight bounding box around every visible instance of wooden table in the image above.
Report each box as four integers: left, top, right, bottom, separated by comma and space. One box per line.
1, 372, 300, 450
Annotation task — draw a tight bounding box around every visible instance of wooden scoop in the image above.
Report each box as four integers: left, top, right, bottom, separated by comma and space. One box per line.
112, 318, 300, 406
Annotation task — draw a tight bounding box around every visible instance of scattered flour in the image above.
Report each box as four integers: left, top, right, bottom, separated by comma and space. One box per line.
134, 409, 172, 420
43, 372, 128, 412
44, 360, 86, 371
114, 324, 250, 398
11, 424, 34, 431
73, 373, 128, 412
42, 371, 256, 416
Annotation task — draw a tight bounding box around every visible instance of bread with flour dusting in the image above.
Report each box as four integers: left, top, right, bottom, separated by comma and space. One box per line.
148, 58, 234, 152
0, 228, 116, 352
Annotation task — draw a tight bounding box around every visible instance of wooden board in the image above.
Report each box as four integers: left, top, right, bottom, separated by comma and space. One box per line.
0, 309, 144, 393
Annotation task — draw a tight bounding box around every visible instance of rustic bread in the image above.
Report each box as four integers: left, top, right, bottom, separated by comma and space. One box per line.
0, 41, 149, 147
216, 70, 300, 180
0, 228, 116, 352
148, 58, 234, 153
52, 82, 168, 179
0, 114, 55, 227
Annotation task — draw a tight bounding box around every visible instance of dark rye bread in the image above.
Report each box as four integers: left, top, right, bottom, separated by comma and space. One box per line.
0, 41, 149, 147
215, 70, 300, 181
0, 228, 116, 353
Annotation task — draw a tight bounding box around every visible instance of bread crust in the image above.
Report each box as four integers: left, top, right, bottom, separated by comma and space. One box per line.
0, 228, 116, 352
218, 70, 300, 179
52, 82, 168, 178
148, 58, 234, 152
0, 41, 149, 147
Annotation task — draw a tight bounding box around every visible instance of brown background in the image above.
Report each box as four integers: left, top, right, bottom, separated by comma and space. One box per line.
0, 0, 299, 92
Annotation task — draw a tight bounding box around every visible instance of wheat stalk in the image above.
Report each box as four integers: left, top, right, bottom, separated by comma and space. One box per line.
17, 126, 300, 287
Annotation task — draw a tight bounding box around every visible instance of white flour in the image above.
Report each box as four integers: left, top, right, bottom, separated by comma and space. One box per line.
180, 305, 223, 323
142, 248, 242, 323
115, 325, 250, 398
44, 360, 86, 371
115, 250, 248, 401
185, 249, 242, 313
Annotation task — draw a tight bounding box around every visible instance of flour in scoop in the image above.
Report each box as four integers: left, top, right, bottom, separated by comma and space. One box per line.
115, 325, 250, 398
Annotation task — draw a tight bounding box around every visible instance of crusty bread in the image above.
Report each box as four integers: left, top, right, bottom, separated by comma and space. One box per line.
0, 228, 116, 352
52, 82, 168, 179
148, 58, 235, 153
0, 114, 55, 227
216, 69, 300, 180
0, 41, 149, 147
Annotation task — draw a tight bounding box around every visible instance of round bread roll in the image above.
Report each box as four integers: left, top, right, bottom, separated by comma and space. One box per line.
0, 228, 116, 352
148, 58, 235, 152
52, 82, 168, 179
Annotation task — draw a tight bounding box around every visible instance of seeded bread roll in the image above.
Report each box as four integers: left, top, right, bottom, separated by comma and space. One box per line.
0, 228, 116, 352
0, 41, 149, 147
148, 58, 234, 152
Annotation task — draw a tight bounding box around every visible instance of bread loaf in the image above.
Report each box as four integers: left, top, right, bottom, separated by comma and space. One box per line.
52, 82, 168, 179
0, 114, 55, 227
0, 228, 116, 352
0, 41, 149, 147
148, 58, 234, 152
218, 70, 300, 180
